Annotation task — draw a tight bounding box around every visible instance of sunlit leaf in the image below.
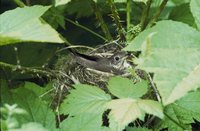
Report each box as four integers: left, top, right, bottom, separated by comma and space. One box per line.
190, 0, 200, 30
106, 98, 163, 130
55, 0, 71, 6
0, 5, 64, 45
124, 20, 200, 105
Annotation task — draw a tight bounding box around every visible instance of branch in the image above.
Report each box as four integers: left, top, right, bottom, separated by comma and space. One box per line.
65, 18, 107, 41
143, 72, 162, 127
0, 61, 55, 78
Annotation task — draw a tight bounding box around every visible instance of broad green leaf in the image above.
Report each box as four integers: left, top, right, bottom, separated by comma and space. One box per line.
124, 20, 200, 105
106, 98, 163, 130
166, 65, 200, 105
60, 113, 110, 131
60, 84, 111, 116
137, 100, 164, 118
190, 0, 200, 30
158, 90, 200, 131
107, 98, 142, 131
175, 90, 200, 119
55, 0, 71, 7
0, 81, 56, 130
159, 105, 193, 131
9, 122, 49, 131
108, 76, 148, 99
0, 5, 64, 45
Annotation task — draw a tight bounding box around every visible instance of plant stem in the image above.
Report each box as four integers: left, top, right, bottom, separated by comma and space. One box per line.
147, 0, 168, 28
140, 0, 152, 30
107, 0, 126, 42
90, 1, 113, 41
126, 0, 131, 30
65, 18, 107, 41
12, 0, 26, 7
0, 61, 55, 78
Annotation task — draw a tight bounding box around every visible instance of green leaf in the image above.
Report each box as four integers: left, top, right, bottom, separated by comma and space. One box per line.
106, 98, 163, 130
55, 0, 71, 7
60, 113, 110, 131
169, 3, 196, 27
159, 105, 193, 131
176, 90, 200, 120
138, 100, 164, 118
108, 76, 148, 99
0, 5, 64, 45
126, 127, 152, 131
171, 0, 191, 5
190, 0, 200, 30
0, 81, 56, 130
9, 122, 49, 131
158, 90, 200, 131
124, 20, 200, 105
133, 0, 148, 4
60, 84, 111, 116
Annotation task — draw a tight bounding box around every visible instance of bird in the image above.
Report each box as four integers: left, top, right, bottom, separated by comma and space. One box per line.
69, 48, 130, 75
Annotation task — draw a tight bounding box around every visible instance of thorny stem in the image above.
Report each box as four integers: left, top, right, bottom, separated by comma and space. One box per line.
90, 1, 113, 41
147, 73, 161, 102
147, 0, 168, 28
65, 18, 107, 41
143, 72, 162, 127
107, 0, 126, 42
140, 0, 152, 30
126, 0, 131, 30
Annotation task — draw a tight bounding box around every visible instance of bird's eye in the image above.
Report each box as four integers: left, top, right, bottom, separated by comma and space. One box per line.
114, 56, 120, 61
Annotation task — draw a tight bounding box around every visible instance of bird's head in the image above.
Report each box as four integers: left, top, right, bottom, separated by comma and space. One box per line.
108, 51, 131, 71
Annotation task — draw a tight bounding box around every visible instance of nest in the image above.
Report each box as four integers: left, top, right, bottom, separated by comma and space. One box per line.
50, 42, 145, 110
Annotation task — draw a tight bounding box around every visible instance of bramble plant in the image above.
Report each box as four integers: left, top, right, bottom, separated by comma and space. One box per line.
0, 0, 200, 131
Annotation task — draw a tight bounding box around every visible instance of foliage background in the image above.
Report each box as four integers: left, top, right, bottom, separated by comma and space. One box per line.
0, 0, 200, 131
